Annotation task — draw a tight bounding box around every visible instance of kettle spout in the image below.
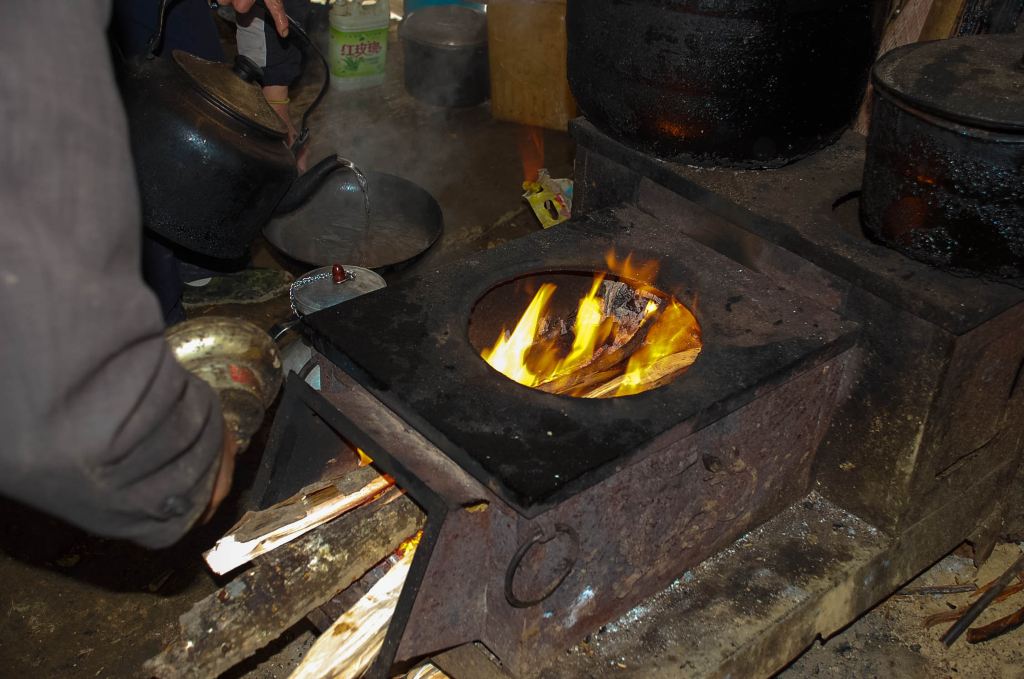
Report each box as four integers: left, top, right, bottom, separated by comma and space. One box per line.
274, 154, 355, 215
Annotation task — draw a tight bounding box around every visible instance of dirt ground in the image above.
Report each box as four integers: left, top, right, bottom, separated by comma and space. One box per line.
780, 542, 1024, 679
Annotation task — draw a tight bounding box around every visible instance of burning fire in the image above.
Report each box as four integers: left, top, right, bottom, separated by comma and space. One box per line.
480, 252, 701, 398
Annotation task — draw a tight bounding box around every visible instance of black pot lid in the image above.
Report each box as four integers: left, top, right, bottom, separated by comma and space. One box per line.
173, 50, 289, 137
399, 5, 487, 49
873, 34, 1024, 133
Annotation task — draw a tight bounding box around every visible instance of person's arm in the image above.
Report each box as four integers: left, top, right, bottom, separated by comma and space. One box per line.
235, 0, 310, 171
0, 1, 229, 548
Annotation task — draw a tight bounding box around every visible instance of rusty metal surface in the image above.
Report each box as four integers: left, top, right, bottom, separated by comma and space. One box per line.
318, 358, 490, 506
308, 332, 853, 675
574, 122, 1024, 536
307, 206, 856, 513
481, 353, 849, 676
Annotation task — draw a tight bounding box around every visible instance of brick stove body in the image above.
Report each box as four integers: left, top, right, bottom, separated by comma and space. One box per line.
287, 208, 857, 677
573, 119, 1024, 546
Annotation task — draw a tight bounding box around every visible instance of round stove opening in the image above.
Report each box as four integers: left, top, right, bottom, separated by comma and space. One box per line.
468, 256, 702, 399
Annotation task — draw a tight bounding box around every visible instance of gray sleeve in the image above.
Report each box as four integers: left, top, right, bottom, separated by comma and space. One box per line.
0, 0, 223, 548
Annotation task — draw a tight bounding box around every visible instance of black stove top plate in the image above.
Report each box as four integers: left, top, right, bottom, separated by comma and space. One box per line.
307, 206, 855, 515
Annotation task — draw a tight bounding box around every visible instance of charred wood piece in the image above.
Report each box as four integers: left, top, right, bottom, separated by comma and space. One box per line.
145, 491, 425, 679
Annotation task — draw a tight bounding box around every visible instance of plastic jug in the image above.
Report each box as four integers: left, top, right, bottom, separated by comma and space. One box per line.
328, 0, 390, 90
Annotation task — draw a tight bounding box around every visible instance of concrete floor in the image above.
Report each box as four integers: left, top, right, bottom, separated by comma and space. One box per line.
1, 11, 1022, 679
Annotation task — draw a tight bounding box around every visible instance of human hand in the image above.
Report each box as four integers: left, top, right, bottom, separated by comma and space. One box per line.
220, 0, 289, 37
199, 421, 239, 524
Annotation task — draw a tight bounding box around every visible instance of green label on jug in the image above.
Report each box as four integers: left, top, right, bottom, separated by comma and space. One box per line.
328, 27, 388, 78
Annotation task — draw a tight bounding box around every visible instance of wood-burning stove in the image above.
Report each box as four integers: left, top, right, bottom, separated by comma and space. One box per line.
251, 118, 1024, 678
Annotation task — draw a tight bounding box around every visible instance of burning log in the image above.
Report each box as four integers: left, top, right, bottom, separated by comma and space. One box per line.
205, 466, 395, 575
535, 304, 666, 396
580, 348, 701, 399
145, 489, 425, 679
479, 252, 702, 399
289, 536, 419, 679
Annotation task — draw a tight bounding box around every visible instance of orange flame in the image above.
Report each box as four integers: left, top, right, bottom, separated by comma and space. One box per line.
518, 125, 545, 183
480, 252, 701, 398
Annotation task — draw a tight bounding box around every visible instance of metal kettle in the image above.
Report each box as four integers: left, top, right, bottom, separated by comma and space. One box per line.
117, 2, 350, 260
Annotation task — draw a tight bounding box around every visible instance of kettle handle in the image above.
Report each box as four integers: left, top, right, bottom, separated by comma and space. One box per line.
143, 0, 173, 58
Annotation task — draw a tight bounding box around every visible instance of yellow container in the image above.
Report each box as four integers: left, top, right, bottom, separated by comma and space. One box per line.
487, 0, 577, 131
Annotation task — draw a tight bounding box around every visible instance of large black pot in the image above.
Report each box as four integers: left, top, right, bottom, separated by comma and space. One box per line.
861, 34, 1024, 279
118, 6, 337, 260
566, 0, 886, 168
120, 52, 299, 259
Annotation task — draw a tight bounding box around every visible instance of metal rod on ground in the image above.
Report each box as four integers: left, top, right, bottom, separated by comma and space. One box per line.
941, 552, 1024, 647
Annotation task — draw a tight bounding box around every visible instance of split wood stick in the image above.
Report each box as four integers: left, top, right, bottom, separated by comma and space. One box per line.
536, 305, 666, 396
966, 601, 1024, 644
923, 580, 1024, 628
971, 570, 1024, 599
923, 608, 963, 629
405, 665, 450, 679
206, 466, 394, 575
290, 542, 417, 679
145, 491, 425, 679
580, 347, 701, 399
941, 552, 1024, 646
896, 583, 977, 596
920, 0, 967, 40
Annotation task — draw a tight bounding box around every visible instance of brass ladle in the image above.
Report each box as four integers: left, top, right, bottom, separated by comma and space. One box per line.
165, 317, 283, 450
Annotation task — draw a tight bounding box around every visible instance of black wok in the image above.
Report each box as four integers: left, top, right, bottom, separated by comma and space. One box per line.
264, 169, 444, 269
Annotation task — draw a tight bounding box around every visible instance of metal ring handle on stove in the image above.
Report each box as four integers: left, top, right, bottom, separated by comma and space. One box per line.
504, 524, 579, 609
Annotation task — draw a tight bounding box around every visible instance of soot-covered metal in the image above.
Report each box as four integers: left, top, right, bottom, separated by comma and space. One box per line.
306, 208, 855, 513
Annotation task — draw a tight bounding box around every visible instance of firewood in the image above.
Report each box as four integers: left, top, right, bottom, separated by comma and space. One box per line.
923, 580, 1024, 628
535, 305, 666, 396
144, 490, 425, 679
580, 348, 701, 399
853, 0, 937, 135
205, 466, 394, 575
966, 602, 1024, 643
920, 0, 967, 39
289, 542, 418, 679
405, 664, 450, 679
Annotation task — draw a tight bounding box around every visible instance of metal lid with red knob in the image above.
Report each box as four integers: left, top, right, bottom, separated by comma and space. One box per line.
289, 264, 386, 317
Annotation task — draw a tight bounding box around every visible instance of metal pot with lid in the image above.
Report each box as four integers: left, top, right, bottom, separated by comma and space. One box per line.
566, 0, 886, 168
861, 34, 1024, 279
399, 5, 489, 108
118, 3, 353, 260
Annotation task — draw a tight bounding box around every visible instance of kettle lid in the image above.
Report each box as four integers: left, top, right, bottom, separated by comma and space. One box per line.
872, 34, 1024, 133
173, 50, 289, 137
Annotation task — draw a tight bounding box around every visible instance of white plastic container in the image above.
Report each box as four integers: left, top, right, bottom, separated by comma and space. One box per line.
328, 0, 391, 90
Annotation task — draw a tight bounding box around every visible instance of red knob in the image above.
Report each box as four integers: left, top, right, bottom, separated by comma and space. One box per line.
332, 264, 346, 284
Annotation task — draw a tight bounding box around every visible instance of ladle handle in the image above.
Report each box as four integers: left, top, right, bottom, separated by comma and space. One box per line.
270, 318, 302, 343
